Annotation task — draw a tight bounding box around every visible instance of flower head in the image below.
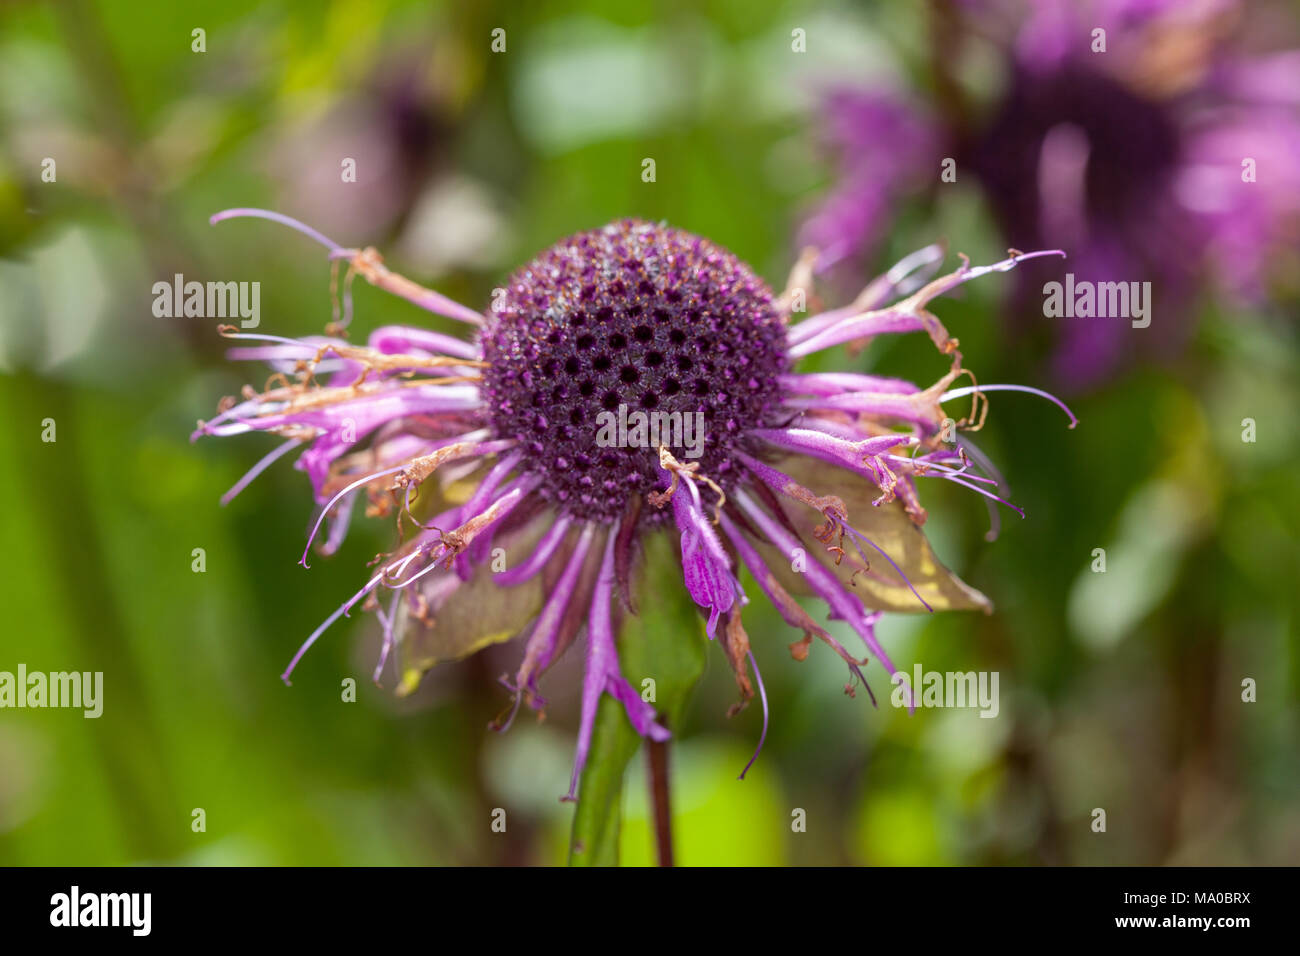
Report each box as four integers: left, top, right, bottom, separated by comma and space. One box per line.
480, 220, 789, 523
195, 209, 1074, 798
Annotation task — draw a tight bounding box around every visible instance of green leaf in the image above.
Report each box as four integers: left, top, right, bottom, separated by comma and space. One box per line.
568, 532, 708, 866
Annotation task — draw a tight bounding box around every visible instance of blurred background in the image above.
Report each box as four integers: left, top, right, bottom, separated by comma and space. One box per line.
0, 0, 1297, 866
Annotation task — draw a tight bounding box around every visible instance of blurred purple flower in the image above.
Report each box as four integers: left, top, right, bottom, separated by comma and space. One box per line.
800, 90, 940, 269
805, 0, 1300, 386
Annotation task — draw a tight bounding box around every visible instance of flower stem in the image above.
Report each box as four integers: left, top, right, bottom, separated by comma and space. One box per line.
646, 733, 674, 867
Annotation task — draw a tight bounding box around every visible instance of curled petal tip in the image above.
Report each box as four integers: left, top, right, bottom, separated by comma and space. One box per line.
941, 383, 1078, 429
207, 207, 344, 251
1015, 248, 1067, 262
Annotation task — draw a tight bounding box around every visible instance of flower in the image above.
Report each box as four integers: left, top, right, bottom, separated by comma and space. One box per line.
194, 208, 1075, 798
805, 0, 1300, 386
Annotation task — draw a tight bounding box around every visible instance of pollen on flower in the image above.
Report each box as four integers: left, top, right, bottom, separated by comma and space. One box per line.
479, 218, 789, 523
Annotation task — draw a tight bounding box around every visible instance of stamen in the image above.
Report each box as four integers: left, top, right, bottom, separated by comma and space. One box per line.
302, 464, 408, 568
220, 437, 302, 506
334, 246, 486, 326
213, 207, 486, 327
735, 488, 908, 685
940, 383, 1079, 428
957, 436, 1008, 542
281, 568, 387, 683
721, 512, 881, 707
888, 454, 999, 486
216, 329, 327, 348
372, 591, 402, 684
328, 255, 359, 333
490, 680, 525, 733
388, 483, 533, 589
839, 523, 933, 612
737, 649, 769, 780
320, 490, 357, 556
928, 472, 1026, 517
210, 207, 345, 252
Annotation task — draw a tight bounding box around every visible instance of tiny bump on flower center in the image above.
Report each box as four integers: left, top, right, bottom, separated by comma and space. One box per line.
479, 219, 789, 522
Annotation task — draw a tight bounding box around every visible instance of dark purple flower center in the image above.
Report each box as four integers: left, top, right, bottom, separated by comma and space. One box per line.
479, 219, 788, 522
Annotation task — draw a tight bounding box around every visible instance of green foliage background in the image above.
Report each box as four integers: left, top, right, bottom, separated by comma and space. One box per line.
0, 0, 1296, 865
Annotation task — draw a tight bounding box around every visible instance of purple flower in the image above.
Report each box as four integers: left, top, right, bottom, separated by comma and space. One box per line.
799, 90, 940, 270
195, 209, 1074, 797
806, 0, 1300, 386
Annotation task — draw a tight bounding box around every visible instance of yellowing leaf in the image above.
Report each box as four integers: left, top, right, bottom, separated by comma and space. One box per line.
394, 514, 552, 695
752, 454, 992, 614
